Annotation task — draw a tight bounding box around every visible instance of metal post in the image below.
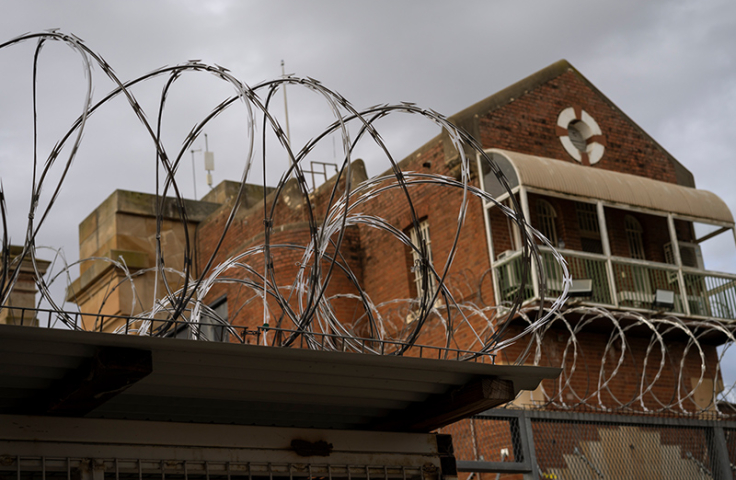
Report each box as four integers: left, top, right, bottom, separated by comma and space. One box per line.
668, 214, 691, 315
519, 187, 539, 300
78, 459, 104, 480
517, 410, 540, 480
478, 153, 500, 307
708, 426, 732, 480
281, 60, 291, 149
596, 201, 618, 307
190, 148, 201, 199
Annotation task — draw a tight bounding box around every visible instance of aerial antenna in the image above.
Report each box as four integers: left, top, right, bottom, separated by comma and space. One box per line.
190, 147, 202, 199
204, 133, 215, 189
281, 60, 291, 149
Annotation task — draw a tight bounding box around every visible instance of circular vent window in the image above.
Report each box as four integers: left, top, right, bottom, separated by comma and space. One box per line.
557, 107, 605, 165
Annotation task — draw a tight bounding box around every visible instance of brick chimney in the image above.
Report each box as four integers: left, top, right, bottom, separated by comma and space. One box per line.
0, 246, 51, 326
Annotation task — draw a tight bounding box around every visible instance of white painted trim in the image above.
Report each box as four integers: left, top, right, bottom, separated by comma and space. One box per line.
587, 142, 605, 164
519, 186, 539, 300
477, 151, 501, 307
557, 107, 605, 164
668, 214, 691, 316
560, 136, 582, 161
597, 201, 619, 307
581, 110, 602, 136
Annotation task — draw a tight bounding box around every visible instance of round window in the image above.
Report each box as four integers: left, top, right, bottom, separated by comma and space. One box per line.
567, 121, 588, 151
557, 107, 605, 165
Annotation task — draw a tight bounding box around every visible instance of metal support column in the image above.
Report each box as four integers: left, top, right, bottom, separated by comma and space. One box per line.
519, 187, 539, 300
517, 410, 540, 480
708, 426, 732, 480
667, 214, 691, 316
596, 201, 618, 307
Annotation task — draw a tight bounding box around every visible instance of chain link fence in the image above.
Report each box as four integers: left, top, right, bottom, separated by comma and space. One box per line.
446, 410, 736, 480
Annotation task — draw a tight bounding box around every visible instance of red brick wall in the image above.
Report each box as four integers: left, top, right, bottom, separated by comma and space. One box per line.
478, 70, 679, 184
190, 67, 714, 431
195, 176, 367, 333
496, 323, 721, 412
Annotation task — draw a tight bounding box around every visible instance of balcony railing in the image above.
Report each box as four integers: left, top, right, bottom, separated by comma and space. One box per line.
683, 269, 736, 319
493, 248, 736, 321
611, 258, 683, 312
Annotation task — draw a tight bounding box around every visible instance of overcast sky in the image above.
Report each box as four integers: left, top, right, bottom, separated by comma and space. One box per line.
2, 1, 736, 346
2, 0, 735, 248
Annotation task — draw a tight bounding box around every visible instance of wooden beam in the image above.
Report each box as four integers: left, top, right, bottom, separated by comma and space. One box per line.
28, 346, 152, 416
371, 376, 514, 432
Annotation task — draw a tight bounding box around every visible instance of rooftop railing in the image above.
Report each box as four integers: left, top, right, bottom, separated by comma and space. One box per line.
0, 306, 497, 363
494, 247, 736, 321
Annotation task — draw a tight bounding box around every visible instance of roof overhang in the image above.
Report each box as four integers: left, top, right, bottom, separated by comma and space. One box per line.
487, 149, 734, 225
0, 324, 559, 432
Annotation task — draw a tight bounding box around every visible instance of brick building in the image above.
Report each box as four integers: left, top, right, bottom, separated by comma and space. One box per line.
70, 58, 736, 397
67, 60, 736, 477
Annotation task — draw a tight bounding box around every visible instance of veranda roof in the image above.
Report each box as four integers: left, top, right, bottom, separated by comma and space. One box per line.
489, 148, 733, 224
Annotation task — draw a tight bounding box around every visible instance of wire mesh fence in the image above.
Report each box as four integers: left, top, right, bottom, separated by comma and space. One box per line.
448, 410, 736, 480
726, 428, 736, 474
533, 420, 713, 479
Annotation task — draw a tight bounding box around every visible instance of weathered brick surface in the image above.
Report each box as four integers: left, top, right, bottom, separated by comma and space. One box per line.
189, 64, 719, 444
477, 70, 679, 184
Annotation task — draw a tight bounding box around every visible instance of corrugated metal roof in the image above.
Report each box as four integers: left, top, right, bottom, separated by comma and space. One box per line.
492, 149, 733, 224
0, 324, 559, 431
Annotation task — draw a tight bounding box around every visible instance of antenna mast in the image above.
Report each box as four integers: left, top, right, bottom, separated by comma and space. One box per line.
190, 147, 202, 199
204, 133, 215, 189
281, 60, 291, 149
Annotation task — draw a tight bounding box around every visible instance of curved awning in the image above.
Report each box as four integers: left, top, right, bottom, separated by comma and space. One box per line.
486, 149, 734, 224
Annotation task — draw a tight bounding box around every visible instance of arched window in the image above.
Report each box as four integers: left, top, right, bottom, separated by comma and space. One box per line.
625, 215, 645, 260
536, 199, 558, 247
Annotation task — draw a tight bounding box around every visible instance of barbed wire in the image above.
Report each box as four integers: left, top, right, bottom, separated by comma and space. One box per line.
2, 31, 733, 415
0, 30, 568, 359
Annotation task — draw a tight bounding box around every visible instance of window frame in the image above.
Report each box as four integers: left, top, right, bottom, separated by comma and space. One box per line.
535, 198, 559, 247
408, 219, 436, 300
624, 215, 646, 260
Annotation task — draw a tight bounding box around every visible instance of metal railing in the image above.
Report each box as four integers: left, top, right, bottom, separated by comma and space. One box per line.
493, 248, 736, 320
494, 250, 533, 304
494, 248, 611, 306
0, 305, 496, 363
611, 257, 683, 312
683, 269, 736, 320
542, 249, 611, 305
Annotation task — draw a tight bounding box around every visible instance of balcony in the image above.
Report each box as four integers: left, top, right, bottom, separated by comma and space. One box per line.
494, 247, 736, 320
479, 148, 736, 320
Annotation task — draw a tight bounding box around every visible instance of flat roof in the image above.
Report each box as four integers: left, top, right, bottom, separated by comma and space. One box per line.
0, 324, 559, 432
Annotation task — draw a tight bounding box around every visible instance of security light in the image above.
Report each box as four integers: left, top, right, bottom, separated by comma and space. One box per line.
653, 289, 675, 310
568, 279, 593, 298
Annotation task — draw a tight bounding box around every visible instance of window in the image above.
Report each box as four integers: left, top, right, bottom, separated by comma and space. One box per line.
576, 202, 603, 254
409, 219, 436, 298
567, 121, 588, 151
625, 215, 646, 260
536, 199, 558, 247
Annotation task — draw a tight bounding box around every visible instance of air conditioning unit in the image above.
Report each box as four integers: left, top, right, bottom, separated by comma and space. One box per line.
664, 241, 704, 269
